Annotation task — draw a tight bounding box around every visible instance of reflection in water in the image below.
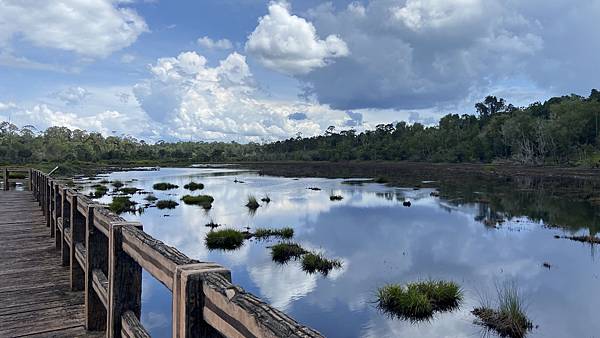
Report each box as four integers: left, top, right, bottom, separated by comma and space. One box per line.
80, 168, 600, 338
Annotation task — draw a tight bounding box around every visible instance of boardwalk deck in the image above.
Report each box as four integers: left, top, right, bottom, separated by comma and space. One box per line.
0, 190, 100, 337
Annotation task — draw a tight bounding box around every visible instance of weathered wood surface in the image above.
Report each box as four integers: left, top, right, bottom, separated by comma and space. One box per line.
0, 190, 102, 337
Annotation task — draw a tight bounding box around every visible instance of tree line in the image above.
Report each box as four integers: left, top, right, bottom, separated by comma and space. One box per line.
2, 89, 600, 167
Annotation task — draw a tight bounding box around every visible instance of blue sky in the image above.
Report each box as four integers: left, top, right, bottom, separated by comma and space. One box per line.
1, 0, 598, 142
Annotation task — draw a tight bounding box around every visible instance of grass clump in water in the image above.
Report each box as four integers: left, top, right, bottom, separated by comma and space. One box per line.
254, 227, 294, 240
119, 187, 139, 195
153, 182, 179, 190
270, 242, 307, 264
156, 200, 179, 210
109, 196, 137, 214
181, 195, 214, 209
144, 194, 158, 202
205, 229, 246, 250
301, 252, 342, 275
261, 194, 271, 203
112, 180, 124, 188
472, 282, 533, 338
183, 182, 204, 191
205, 221, 221, 229
329, 194, 343, 201
246, 195, 260, 209
91, 185, 109, 198
377, 280, 463, 321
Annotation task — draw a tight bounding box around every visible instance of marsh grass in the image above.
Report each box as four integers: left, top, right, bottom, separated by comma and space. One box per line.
156, 200, 179, 209
144, 194, 158, 202
307, 187, 321, 191
301, 252, 342, 275
254, 227, 294, 240
561, 234, 600, 244
261, 194, 271, 203
377, 280, 463, 322
205, 229, 247, 250
99, 179, 110, 184
112, 180, 124, 188
181, 195, 214, 209
92, 185, 109, 198
270, 242, 307, 264
246, 195, 260, 209
184, 182, 204, 191
153, 182, 179, 190
472, 282, 533, 338
205, 220, 221, 229
119, 187, 139, 195
329, 194, 343, 201
109, 196, 137, 214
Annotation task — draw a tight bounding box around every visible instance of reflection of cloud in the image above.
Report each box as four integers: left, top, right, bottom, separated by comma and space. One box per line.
141, 311, 169, 330
249, 262, 317, 311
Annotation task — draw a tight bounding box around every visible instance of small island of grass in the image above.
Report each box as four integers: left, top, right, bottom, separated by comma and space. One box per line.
181, 195, 214, 209
91, 185, 109, 198
329, 194, 343, 201
112, 180, 124, 188
153, 182, 179, 190
119, 187, 140, 195
246, 195, 260, 209
301, 252, 343, 275
184, 182, 204, 191
144, 194, 158, 202
156, 200, 179, 210
205, 229, 247, 250
254, 227, 294, 240
270, 242, 307, 264
109, 196, 137, 214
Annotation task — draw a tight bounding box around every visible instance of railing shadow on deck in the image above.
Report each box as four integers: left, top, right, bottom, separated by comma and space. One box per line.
25, 169, 324, 338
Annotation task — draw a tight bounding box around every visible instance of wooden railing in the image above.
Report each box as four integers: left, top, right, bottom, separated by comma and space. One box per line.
2, 167, 31, 191
29, 169, 324, 338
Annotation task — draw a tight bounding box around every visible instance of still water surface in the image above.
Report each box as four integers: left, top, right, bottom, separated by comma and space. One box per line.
86, 167, 600, 338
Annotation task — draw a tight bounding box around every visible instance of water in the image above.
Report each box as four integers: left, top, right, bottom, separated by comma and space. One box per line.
81, 167, 600, 338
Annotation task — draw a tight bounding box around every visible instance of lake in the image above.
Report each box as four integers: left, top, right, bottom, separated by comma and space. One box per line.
81, 167, 600, 338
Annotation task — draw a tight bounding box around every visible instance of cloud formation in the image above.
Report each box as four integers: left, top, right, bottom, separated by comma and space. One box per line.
0, 0, 148, 57
197, 36, 233, 50
54, 87, 91, 105
245, 2, 349, 75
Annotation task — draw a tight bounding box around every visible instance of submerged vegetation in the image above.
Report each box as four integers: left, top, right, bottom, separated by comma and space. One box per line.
472, 283, 533, 338
205, 229, 247, 250
254, 227, 294, 240
153, 182, 179, 190
156, 200, 179, 209
183, 182, 204, 191
108, 196, 137, 214
377, 280, 463, 321
301, 252, 342, 275
181, 194, 214, 209
270, 242, 307, 264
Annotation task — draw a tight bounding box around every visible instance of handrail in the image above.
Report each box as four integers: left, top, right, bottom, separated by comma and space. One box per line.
1, 166, 32, 191
29, 169, 324, 338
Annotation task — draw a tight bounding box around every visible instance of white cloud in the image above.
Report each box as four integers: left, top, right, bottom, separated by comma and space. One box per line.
197, 36, 233, 50
133, 51, 351, 142
0, 0, 148, 57
54, 87, 91, 105
0, 102, 17, 112
245, 2, 349, 75
121, 53, 136, 63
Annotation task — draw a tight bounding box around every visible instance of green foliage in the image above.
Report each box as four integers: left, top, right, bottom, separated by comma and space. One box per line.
205, 229, 246, 250
92, 185, 109, 198
270, 242, 307, 264
8, 172, 27, 179
119, 187, 139, 195
183, 182, 204, 191
108, 196, 137, 214
153, 182, 179, 190
377, 280, 463, 321
156, 200, 179, 209
112, 180, 124, 188
181, 195, 214, 209
301, 252, 342, 275
254, 227, 294, 240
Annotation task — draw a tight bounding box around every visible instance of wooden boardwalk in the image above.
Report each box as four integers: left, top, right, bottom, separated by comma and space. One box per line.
0, 190, 98, 337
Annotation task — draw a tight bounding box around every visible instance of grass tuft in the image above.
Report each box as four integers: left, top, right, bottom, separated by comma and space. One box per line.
329, 194, 343, 201
205, 221, 221, 229
184, 182, 204, 191
181, 195, 214, 209
144, 194, 158, 202
112, 180, 124, 188
254, 227, 294, 240
205, 229, 246, 250
261, 194, 271, 203
92, 185, 109, 198
108, 196, 137, 214
119, 187, 139, 195
301, 252, 342, 275
270, 242, 307, 264
246, 195, 260, 209
156, 200, 179, 209
153, 182, 179, 190
377, 280, 463, 321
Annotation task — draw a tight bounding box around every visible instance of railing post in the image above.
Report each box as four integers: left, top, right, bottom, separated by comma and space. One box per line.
45, 177, 51, 228
3, 168, 8, 191
49, 181, 55, 238
85, 205, 108, 331
107, 223, 143, 338
28, 168, 32, 191
70, 194, 85, 291
172, 264, 231, 338
61, 189, 71, 266
54, 184, 63, 245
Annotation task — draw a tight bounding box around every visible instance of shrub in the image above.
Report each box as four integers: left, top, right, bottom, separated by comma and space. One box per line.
205, 229, 246, 250
181, 195, 214, 209
184, 182, 204, 191
153, 182, 179, 190
270, 243, 307, 264
254, 227, 294, 240
246, 195, 260, 209
156, 200, 179, 209
109, 196, 137, 214
301, 252, 342, 275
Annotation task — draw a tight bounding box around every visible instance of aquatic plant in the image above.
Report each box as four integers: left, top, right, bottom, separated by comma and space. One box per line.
108, 196, 137, 214
205, 221, 221, 229
254, 227, 294, 240
329, 194, 343, 201
560, 234, 600, 244
301, 252, 342, 275
99, 179, 110, 184
307, 187, 321, 191
184, 182, 204, 191
246, 195, 260, 209
472, 282, 533, 338
156, 200, 179, 210
270, 242, 307, 264
205, 229, 246, 250
144, 194, 158, 202
92, 185, 109, 198
112, 180, 124, 188
261, 194, 271, 203
377, 280, 463, 321
153, 182, 179, 190
181, 195, 214, 209
119, 187, 139, 195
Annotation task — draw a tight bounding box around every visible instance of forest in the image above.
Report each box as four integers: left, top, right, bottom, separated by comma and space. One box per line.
1, 90, 600, 168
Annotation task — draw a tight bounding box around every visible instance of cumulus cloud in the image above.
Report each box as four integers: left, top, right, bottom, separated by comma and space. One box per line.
197, 36, 233, 50
54, 87, 91, 105
245, 2, 349, 75
133, 51, 350, 142
0, 0, 148, 57
344, 111, 363, 127
0, 102, 17, 112
288, 112, 307, 121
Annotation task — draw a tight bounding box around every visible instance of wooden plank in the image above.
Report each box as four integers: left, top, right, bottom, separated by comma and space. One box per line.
121, 311, 151, 338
